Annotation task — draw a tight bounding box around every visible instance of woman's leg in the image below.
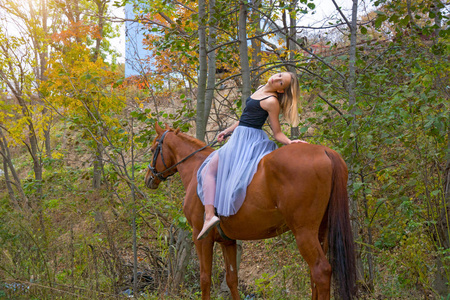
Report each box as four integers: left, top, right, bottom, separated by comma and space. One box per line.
198, 154, 220, 240
203, 154, 218, 217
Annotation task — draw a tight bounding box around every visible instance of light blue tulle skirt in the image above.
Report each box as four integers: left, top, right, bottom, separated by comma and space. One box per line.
197, 125, 277, 217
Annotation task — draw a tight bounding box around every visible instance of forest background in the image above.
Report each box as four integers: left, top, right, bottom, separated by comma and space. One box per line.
0, 0, 449, 299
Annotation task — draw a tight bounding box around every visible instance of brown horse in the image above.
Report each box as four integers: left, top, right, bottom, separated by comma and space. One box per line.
145, 123, 356, 300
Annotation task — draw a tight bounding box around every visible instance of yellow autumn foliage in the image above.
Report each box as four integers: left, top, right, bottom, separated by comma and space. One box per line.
42, 42, 125, 126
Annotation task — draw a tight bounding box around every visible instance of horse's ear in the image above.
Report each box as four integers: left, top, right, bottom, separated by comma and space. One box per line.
155, 122, 164, 134
165, 123, 170, 130
174, 128, 180, 135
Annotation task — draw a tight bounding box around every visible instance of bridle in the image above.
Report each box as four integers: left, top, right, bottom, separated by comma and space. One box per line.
148, 130, 221, 181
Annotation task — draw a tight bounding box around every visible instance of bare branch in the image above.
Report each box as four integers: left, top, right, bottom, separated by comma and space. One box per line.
331, 0, 352, 29
316, 94, 347, 122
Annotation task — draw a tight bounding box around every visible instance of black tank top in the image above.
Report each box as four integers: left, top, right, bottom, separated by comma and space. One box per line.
239, 96, 274, 129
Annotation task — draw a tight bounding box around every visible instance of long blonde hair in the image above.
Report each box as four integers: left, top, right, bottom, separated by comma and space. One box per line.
277, 72, 300, 127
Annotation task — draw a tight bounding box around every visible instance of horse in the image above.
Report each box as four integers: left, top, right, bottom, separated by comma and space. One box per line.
144, 123, 356, 300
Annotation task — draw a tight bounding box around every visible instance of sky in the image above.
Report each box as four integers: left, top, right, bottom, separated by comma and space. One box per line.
109, 4, 126, 64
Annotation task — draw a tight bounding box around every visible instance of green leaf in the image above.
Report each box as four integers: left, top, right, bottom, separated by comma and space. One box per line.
431, 190, 440, 196
130, 111, 140, 118
375, 14, 387, 28
438, 28, 449, 37
399, 15, 411, 26
360, 26, 367, 35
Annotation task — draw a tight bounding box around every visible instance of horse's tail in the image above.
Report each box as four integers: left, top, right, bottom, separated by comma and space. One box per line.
325, 149, 357, 300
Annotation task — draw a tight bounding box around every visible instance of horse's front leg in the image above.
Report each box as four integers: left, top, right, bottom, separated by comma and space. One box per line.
194, 237, 215, 300
220, 240, 240, 300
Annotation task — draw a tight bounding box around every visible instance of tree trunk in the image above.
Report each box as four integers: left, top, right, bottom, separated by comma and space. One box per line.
41, 0, 51, 158
44, 124, 51, 158
131, 119, 138, 295
250, 0, 262, 91
93, 0, 106, 62
433, 2, 449, 294
28, 125, 46, 238
171, 229, 192, 290
238, 0, 251, 109
196, 0, 208, 141
93, 141, 103, 189
361, 174, 375, 291
435, 133, 450, 295
1, 150, 20, 210
27, 118, 44, 208
203, 0, 217, 135
0, 129, 29, 209
348, 0, 357, 107
346, 0, 366, 286
433, 0, 441, 38
288, 0, 299, 138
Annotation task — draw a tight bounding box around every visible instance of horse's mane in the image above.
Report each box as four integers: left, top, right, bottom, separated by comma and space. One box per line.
176, 131, 207, 149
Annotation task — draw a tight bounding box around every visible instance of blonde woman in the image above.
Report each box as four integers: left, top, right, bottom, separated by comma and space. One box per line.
197, 72, 307, 240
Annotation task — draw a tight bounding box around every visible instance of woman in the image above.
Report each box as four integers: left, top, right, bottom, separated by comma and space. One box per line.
197, 72, 307, 240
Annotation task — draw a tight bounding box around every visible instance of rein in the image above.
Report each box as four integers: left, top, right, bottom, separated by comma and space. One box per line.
148, 130, 227, 181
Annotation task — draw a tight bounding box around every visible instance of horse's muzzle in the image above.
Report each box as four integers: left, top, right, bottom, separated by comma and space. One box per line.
144, 169, 159, 189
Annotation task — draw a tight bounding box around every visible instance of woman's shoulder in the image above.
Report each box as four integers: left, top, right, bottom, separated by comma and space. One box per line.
259, 95, 280, 111
250, 93, 278, 101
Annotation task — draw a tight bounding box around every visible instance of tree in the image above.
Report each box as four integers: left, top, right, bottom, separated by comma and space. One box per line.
250, 0, 262, 90
0, 126, 28, 210
43, 33, 125, 189
48, 0, 121, 188
238, 0, 251, 108
203, 0, 218, 139
196, 0, 208, 141
0, 26, 47, 218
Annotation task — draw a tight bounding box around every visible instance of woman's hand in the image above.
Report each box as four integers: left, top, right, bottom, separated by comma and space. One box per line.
217, 131, 231, 142
217, 122, 239, 142
289, 139, 309, 144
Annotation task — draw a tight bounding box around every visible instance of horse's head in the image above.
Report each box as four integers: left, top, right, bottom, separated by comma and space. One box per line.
144, 123, 180, 189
